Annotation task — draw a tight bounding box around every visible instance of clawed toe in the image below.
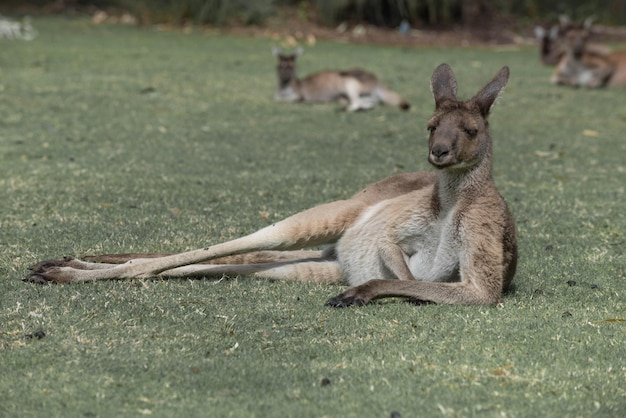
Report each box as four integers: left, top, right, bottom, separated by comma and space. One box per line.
24, 256, 78, 284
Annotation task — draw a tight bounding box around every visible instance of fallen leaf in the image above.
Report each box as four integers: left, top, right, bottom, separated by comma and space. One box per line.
492, 364, 513, 376
582, 129, 599, 137
534, 150, 559, 159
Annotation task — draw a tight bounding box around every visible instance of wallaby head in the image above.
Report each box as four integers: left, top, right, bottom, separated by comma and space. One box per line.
272, 47, 303, 86
563, 18, 593, 59
427, 63, 509, 171
534, 16, 595, 66
534, 24, 566, 65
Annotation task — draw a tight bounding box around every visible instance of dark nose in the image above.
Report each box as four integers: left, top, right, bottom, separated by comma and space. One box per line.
431, 144, 449, 158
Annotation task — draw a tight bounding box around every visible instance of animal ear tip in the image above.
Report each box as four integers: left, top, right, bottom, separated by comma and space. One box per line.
495, 66, 510, 84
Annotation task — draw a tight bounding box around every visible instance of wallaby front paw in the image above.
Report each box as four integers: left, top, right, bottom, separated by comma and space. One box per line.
325, 289, 368, 308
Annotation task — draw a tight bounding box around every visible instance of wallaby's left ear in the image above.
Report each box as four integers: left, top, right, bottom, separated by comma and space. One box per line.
474, 66, 509, 117
430, 63, 458, 108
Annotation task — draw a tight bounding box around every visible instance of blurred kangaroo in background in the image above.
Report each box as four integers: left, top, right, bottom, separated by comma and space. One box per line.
534, 16, 610, 67
550, 19, 626, 88
273, 47, 410, 111
26, 64, 516, 307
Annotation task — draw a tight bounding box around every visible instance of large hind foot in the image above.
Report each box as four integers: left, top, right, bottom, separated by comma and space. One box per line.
24, 256, 111, 284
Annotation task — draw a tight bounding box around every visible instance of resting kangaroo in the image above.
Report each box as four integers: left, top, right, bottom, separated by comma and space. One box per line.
534, 16, 610, 67
273, 47, 410, 112
549, 19, 626, 88
26, 63, 517, 307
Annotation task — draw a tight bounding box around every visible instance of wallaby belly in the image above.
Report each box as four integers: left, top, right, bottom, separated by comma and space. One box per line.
336, 189, 461, 286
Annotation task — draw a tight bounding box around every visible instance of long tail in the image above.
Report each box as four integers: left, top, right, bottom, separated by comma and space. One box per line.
375, 85, 410, 110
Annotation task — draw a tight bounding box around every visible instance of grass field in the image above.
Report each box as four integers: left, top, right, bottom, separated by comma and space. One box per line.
1, 17, 625, 417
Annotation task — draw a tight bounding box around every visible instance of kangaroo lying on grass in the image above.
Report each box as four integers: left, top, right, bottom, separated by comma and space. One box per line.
534, 16, 610, 67
549, 19, 626, 88
273, 47, 410, 112
26, 63, 517, 307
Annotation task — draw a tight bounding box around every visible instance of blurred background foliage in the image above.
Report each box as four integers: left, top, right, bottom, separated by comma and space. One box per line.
1, 0, 625, 27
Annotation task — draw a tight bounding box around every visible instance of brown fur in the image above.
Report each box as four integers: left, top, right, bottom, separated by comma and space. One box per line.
273, 47, 410, 111
549, 19, 626, 88
534, 16, 611, 67
25, 64, 517, 307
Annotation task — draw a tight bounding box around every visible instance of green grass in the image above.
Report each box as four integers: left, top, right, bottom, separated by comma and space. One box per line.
1, 17, 625, 418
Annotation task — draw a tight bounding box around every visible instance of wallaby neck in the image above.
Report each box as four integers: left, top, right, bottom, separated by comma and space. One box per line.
279, 74, 300, 90
434, 155, 493, 212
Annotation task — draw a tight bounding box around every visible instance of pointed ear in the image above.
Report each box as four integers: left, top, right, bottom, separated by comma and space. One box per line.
430, 63, 458, 107
272, 47, 281, 57
473, 66, 509, 117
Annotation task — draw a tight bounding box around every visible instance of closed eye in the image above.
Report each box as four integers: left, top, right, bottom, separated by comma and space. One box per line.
427, 125, 436, 133
464, 128, 478, 137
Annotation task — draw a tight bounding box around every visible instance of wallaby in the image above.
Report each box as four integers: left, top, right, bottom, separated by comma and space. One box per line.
534, 20, 569, 66
549, 19, 626, 88
534, 16, 610, 67
273, 47, 410, 112
25, 64, 517, 307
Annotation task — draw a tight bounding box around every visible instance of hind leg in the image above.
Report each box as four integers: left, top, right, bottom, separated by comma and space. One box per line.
24, 172, 431, 284
82, 250, 327, 265
24, 198, 366, 283
159, 258, 344, 284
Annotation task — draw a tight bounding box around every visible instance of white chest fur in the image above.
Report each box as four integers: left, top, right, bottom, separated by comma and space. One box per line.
402, 210, 461, 283
275, 86, 299, 102
336, 191, 461, 286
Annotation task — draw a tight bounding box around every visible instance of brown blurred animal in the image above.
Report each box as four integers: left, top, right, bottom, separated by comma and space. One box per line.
550, 19, 626, 88
273, 47, 410, 111
534, 16, 610, 67
26, 64, 516, 307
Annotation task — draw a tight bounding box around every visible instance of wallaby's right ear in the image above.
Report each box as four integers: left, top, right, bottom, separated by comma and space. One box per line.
431, 63, 458, 107
295, 47, 303, 56
473, 66, 509, 117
